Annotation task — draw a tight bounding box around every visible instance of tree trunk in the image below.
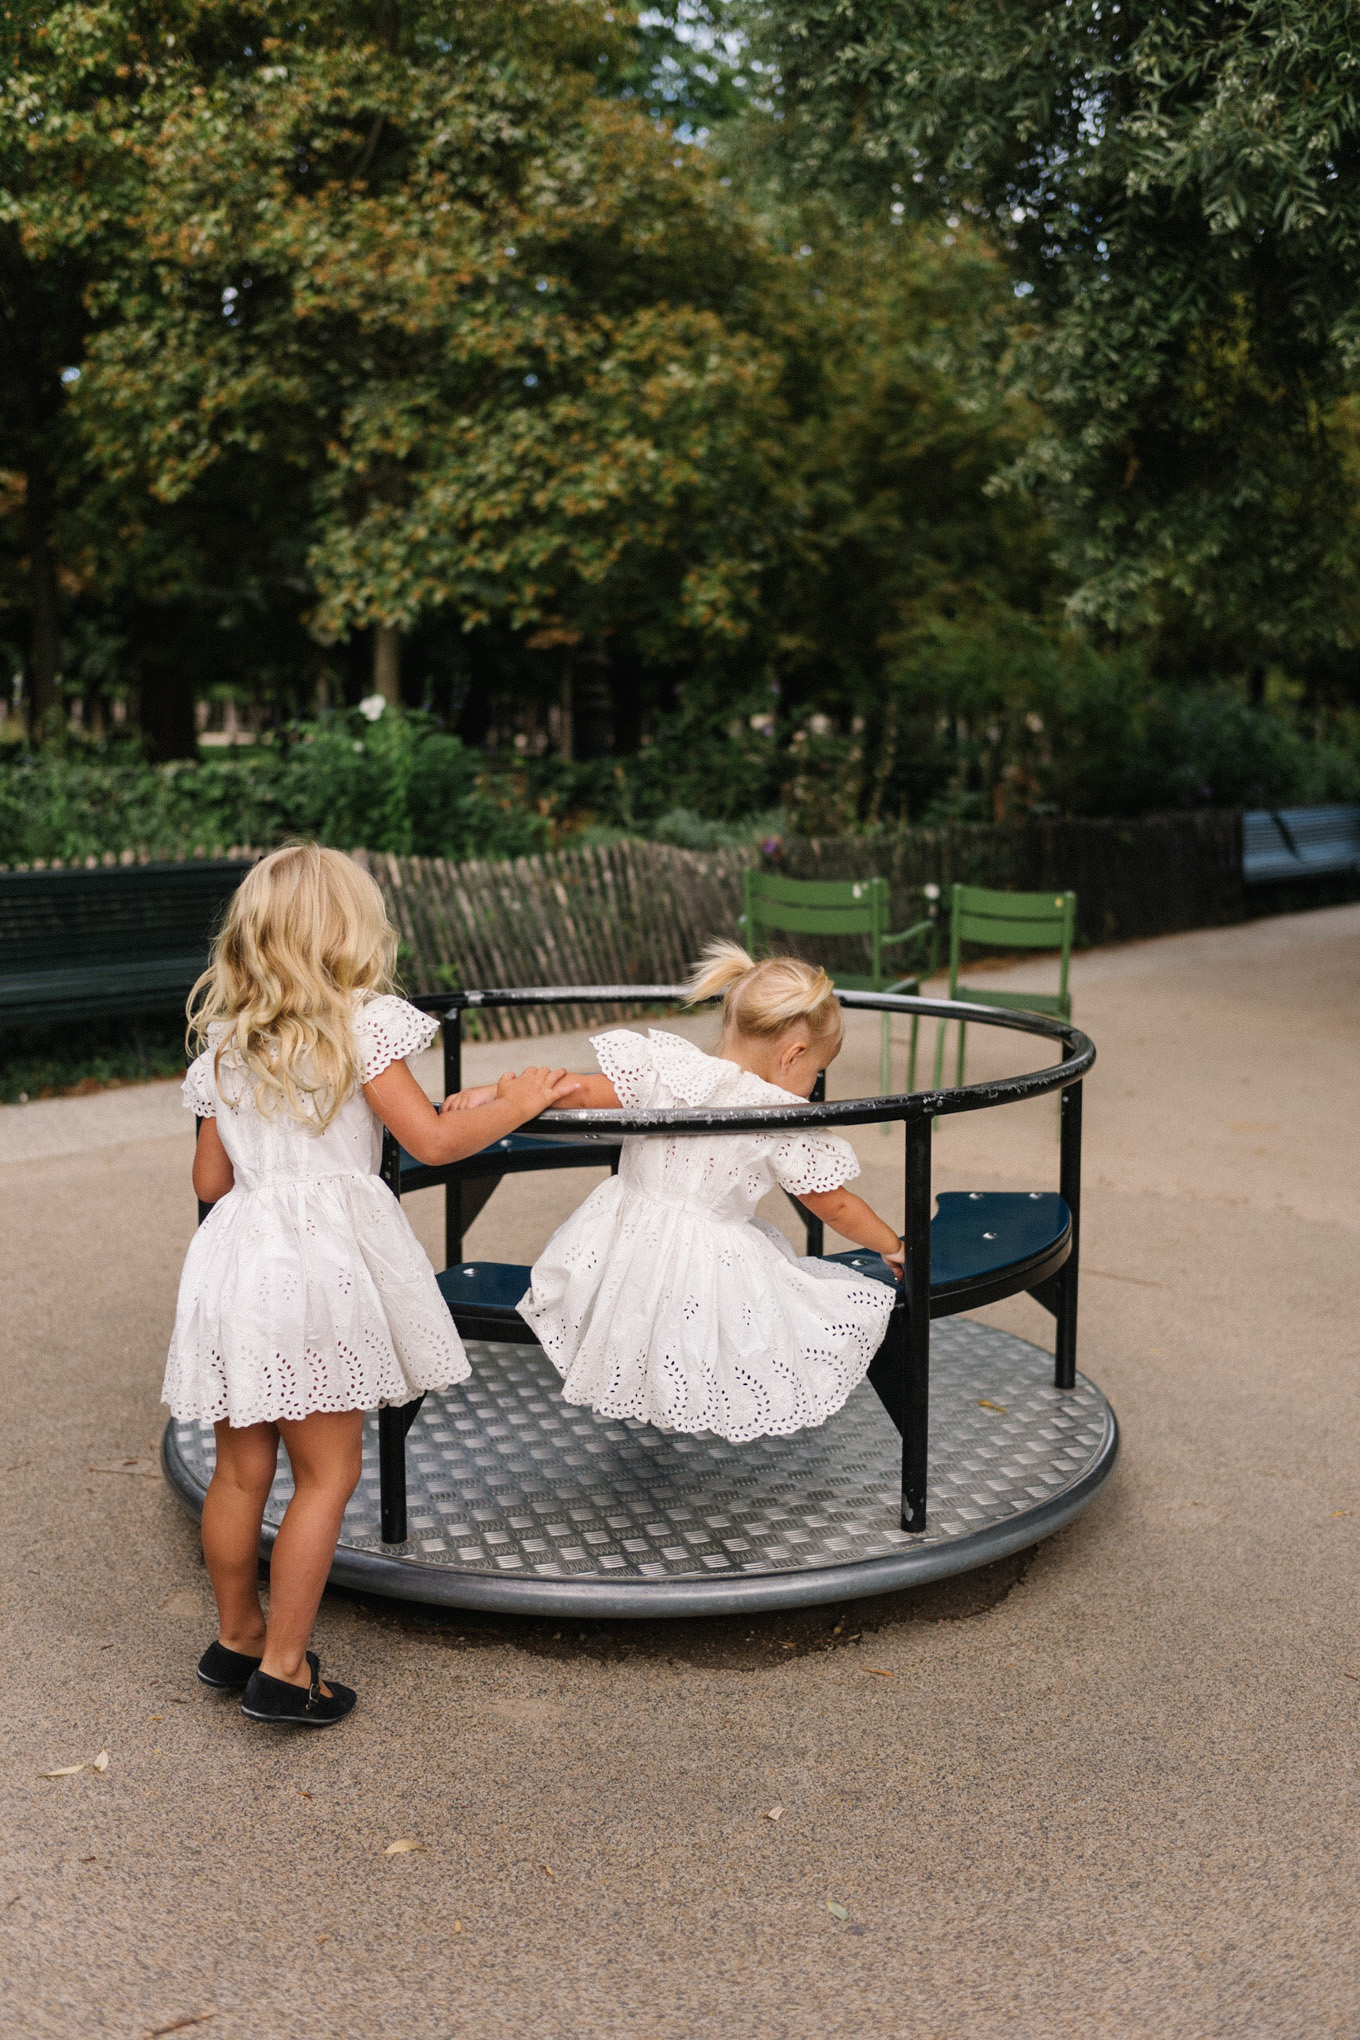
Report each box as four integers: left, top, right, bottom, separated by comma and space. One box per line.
607, 646, 642, 756
24, 452, 61, 738
574, 649, 615, 759
373, 625, 401, 705
139, 664, 199, 762
136, 602, 199, 761
559, 657, 574, 761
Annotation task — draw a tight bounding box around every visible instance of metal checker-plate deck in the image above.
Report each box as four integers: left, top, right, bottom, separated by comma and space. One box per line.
163, 1319, 1117, 1617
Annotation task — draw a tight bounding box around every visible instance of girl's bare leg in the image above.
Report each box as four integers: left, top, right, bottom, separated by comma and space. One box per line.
259, 1410, 364, 1690
203, 1421, 279, 1655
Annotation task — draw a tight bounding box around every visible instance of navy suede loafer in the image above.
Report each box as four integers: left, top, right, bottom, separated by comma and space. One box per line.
240, 1651, 356, 1728
197, 1640, 265, 1690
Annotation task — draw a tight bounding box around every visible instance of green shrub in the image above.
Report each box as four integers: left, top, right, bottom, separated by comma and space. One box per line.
2, 687, 1358, 870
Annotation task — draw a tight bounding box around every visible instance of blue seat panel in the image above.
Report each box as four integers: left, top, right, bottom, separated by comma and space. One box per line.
435, 1192, 1070, 1339
930, 1190, 1069, 1287
826, 1190, 1068, 1290
436, 1263, 533, 1313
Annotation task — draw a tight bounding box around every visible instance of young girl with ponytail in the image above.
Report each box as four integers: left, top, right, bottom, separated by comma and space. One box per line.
517, 942, 903, 1443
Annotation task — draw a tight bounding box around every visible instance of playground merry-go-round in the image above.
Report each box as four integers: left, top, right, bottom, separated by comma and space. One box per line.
162, 985, 1117, 1618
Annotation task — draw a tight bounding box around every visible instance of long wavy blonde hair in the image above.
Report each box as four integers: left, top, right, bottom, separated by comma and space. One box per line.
682, 939, 843, 1048
187, 844, 398, 1129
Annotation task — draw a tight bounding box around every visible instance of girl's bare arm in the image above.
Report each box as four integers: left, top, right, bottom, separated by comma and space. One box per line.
799, 1187, 904, 1273
498, 1071, 620, 1111
441, 1084, 498, 1111
364, 1058, 584, 1166
192, 1118, 236, 1203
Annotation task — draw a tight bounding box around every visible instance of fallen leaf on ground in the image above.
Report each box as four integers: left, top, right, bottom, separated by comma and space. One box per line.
453, 1920, 463, 1933
91, 1751, 108, 1771
827, 1901, 849, 1921
976, 1399, 1008, 1414
384, 1839, 422, 1856
146, 2017, 216, 2038
765, 1805, 783, 1822
861, 1668, 893, 1678
38, 1764, 87, 1778
542, 1864, 554, 1877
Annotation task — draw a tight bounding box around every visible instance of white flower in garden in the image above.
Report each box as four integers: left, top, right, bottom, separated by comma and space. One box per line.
358, 695, 387, 722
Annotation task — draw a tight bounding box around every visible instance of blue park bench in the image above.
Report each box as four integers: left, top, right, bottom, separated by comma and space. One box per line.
1242, 805, 1360, 886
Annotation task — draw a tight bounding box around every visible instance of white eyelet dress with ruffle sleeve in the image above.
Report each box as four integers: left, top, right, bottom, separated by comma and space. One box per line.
517, 1029, 896, 1443
162, 994, 470, 1428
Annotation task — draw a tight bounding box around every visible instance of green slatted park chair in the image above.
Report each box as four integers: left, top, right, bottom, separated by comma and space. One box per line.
740, 869, 939, 1094
932, 883, 1076, 1090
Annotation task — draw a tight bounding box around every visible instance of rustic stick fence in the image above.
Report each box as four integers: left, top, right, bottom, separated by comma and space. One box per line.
352, 810, 1249, 1040
1, 813, 1255, 1042
350, 841, 750, 1039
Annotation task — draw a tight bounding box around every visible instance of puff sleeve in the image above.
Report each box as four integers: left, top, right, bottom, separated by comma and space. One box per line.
590, 1029, 663, 1109
181, 1050, 219, 1120
355, 995, 439, 1082
771, 1131, 862, 1197
644, 1030, 741, 1106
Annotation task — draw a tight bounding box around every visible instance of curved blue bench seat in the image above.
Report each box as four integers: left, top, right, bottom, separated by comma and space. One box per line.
827, 1190, 1071, 1318
436, 1260, 537, 1343
434, 1189, 1071, 1347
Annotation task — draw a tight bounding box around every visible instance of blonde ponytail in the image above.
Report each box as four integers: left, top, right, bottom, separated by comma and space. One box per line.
683, 939, 759, 1006
683, 939, 843, 1046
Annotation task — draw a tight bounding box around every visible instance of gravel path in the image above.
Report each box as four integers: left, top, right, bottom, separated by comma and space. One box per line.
1, 905, 1356, 2039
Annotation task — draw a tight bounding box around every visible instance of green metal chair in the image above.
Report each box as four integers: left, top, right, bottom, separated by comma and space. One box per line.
932, 883, 1077, 1089
740, 869, 939, 1094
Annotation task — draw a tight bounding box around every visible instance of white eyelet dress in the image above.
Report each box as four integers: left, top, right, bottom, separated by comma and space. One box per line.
162, 995, 470, 1429
517, 1029, 896, 1443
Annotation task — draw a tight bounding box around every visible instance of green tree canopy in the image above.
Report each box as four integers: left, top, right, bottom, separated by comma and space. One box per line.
749, 0, 1360, 679
73, 2, 793, 689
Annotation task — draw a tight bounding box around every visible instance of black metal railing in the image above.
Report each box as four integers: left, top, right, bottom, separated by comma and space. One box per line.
376, 985, 1094, 1544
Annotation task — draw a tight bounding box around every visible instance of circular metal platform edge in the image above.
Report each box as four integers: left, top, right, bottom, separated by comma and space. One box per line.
161, 1400, 1119, 1619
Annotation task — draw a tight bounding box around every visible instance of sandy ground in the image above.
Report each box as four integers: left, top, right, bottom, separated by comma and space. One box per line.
0, 905, 1356, 2040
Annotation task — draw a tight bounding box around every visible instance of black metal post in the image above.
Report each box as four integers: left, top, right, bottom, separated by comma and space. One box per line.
1055, 1056, 1082, 1392
901, 1113, 932, 1532
444, 1006, 464, 1267
377, 1126, 411, 1543
801, 1067, 826, 1257
378, 1406, 408, 1545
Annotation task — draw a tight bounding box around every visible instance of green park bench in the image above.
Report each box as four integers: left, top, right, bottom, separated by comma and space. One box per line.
0, 860, 254, 1030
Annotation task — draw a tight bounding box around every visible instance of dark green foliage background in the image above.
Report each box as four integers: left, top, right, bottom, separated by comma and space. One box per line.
4, 1, 1360, 840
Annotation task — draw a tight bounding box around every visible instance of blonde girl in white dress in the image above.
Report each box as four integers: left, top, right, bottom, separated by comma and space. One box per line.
517, 943, 903, 1443
166, 845, 578, 1726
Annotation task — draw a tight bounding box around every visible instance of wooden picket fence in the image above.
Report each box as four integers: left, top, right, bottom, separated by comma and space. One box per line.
350, 840, 751, 1038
